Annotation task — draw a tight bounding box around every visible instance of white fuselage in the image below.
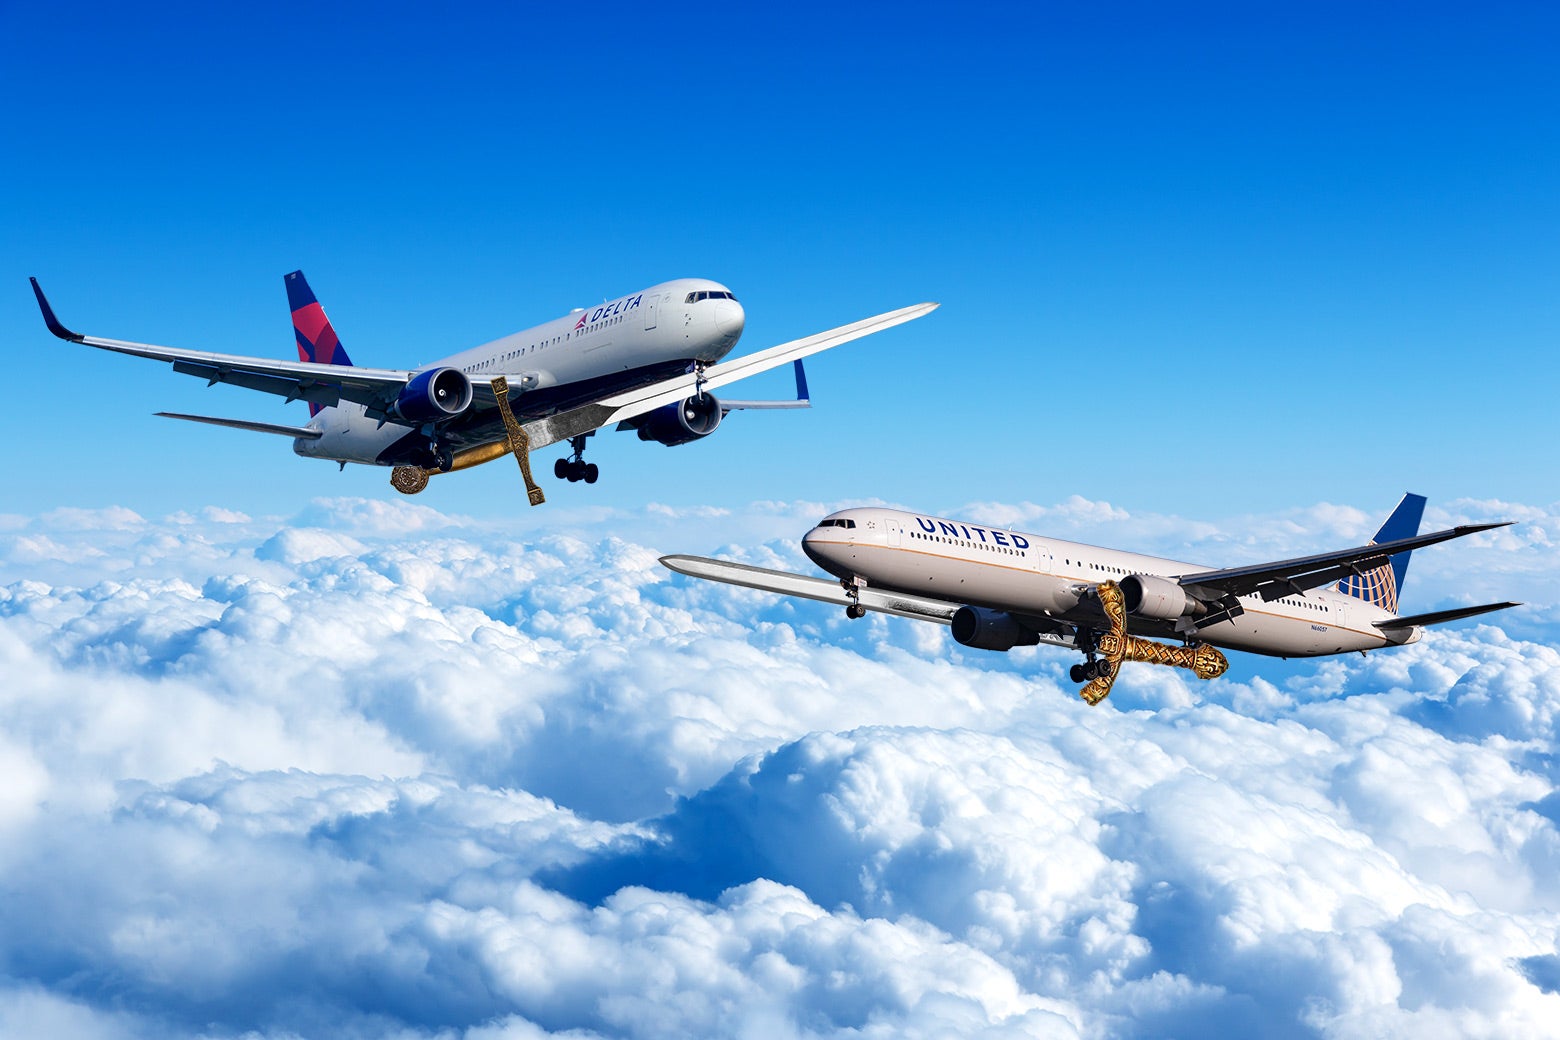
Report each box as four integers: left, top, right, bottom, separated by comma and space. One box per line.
802, 507, 1417, 658
294, 278, 745, 464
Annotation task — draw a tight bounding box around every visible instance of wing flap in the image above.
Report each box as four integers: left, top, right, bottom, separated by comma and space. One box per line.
660, 554, 957, 624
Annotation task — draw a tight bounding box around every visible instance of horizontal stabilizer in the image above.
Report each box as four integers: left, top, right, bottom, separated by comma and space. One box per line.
155, 412, 322, 439
1374, 601, 1520, 630
661, 554, 956, 624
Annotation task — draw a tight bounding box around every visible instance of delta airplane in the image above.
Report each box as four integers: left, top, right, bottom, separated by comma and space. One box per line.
663, 494, 1518, 704
30, 273, 936, 505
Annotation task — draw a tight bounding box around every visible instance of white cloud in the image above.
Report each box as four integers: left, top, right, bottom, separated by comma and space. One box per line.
1, 495, 1558, 1037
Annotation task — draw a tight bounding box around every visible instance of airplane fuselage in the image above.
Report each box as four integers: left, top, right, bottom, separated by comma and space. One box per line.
294, 278, 745, 466
802, 507, 1417, 659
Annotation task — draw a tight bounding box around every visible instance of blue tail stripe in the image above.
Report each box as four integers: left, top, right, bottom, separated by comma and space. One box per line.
285, 270, 318, 312
1375, 493, 1427, 591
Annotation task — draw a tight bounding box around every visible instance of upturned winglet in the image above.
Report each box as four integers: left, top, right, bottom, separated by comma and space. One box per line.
29, 278, 85, 343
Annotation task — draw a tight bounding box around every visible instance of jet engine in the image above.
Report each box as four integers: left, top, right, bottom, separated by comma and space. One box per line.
951, 606, 1041, 652
391, 367, 474, 423
634, 393, 723, 446
1120, 574, 1201, 620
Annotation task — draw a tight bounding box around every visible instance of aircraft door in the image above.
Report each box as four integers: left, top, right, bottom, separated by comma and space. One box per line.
643, 293, 660, 331
1030, 544, 1051, 572
885, 517, 902, 547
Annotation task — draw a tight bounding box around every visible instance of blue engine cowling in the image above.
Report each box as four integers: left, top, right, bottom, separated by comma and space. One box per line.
391, 367, 473, 423
634, 393, 723, 446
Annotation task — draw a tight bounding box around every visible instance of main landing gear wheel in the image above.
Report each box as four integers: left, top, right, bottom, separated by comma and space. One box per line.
556, 459, 600, 484
1068, 660, 1111, 684
846, 603, 866, 620
557, 435, 598, 484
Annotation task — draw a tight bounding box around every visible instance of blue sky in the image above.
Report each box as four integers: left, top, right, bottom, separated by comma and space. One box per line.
4, 1, 1556, 522
3, 5, 1560, 1038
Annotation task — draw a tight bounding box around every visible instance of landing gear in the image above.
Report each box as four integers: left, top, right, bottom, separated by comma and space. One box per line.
1069, 627, 1107, 684
1069, 659, 1111, 683
842, 575, 867, 620
418, 431, 455, 473
556, 435, 598, 484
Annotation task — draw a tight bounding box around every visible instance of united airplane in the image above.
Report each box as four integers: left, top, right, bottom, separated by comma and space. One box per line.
30, 273, 935, 505
662, 494, 1518, 704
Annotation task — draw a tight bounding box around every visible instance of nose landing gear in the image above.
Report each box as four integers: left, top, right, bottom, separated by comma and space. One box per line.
555, 434, 599, 484
842, 575, 867, 619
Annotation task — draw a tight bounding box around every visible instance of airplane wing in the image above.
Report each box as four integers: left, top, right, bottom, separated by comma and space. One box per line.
661, 554, 1083, 650
661, 555, 957, 624
1173, 521, 1514, 602
522, 302, 937, 450
31, 278, 440, 416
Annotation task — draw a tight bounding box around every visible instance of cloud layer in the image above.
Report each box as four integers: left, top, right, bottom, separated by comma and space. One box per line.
1, 495, 1557, 1038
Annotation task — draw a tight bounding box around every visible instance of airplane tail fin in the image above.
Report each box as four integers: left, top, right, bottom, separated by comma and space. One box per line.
286, 270, 353, 416
1334, 492, 1427, 613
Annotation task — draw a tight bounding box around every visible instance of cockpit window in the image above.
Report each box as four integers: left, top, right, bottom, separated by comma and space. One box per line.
684, 290, 738, 304
816, 518, 856, 529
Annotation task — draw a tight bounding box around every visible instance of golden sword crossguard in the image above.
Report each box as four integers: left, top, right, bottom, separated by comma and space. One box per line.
1078, 581, 1230, 705
491, 375, 545, 507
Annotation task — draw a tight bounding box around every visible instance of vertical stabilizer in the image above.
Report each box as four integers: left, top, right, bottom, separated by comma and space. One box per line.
286, 270, 354, 416
1335, 493, 1427, 613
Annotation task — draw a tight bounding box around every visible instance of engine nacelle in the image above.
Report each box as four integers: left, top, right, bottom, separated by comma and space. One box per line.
1120, 574, 1197, 620
391, 367, 473, 423
635, 393, 723, 446
951, 606, 1041, 652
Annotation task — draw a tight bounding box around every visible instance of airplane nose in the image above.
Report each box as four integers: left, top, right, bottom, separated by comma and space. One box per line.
714, 299, 744, 337
803, 525, 853, 578
803, 529, 827, 567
